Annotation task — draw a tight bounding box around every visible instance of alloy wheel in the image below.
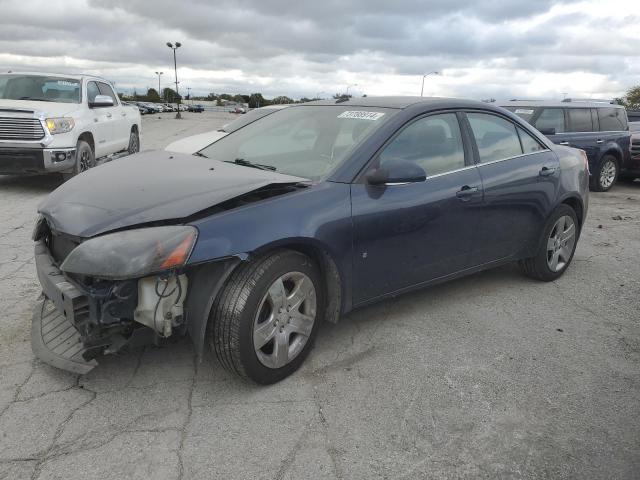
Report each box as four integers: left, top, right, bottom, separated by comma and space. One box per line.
546, 215, 576, 272
78, 149, 90, 172
253, 271, 317, 369
600, 160, 617, 189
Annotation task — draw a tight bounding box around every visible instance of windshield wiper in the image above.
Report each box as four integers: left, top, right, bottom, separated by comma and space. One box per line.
19, 97, 54, 102
193, 151, 208, 158
225, 158, 276, 171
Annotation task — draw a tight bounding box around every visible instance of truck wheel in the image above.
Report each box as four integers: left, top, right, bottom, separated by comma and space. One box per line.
590, 155, 618, 192
518, 204, 579, 282
127, 130, 140, 154
209, 249, 324, 384
62, 140, 94, 181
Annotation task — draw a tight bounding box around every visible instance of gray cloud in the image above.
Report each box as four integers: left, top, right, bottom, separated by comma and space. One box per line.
0, 0, 638, 99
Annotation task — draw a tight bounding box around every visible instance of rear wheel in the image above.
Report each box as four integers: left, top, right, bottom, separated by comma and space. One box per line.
591, 155, 618, 191
209, 249, 324, 384
62, 139, 94, 181
519, 204, 579, 282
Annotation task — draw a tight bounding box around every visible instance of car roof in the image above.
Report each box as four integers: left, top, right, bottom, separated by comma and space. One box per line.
2, 71, 113, 84
300, 96, 493, 110
498, 100, 623, 109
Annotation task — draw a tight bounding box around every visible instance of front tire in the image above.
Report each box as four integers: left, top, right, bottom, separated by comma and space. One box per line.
62, 139, 94, 181
127, 129, 140, 154
519, 204, 579, 282
209, 250, 324, 384
591, 154, 618, 192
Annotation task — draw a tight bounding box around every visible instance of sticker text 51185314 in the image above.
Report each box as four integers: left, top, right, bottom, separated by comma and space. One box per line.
337, 111, 385, 121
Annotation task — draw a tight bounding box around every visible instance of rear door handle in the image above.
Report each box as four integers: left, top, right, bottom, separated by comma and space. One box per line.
596, 139, 604, 144
539, 166, 558, 177
559, 141, 570, 146
456, 185, 479, 201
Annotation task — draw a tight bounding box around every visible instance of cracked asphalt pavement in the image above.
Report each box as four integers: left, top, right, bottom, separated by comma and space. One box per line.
1, 111, 639, 479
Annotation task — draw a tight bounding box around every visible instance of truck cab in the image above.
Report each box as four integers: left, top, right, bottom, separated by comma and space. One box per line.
0, 72, 141, 178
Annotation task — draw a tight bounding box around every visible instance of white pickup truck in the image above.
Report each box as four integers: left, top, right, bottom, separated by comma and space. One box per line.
0, 72, 141, 178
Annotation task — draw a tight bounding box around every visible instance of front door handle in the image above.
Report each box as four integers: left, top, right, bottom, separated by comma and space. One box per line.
539, 166, 558, 177
596, 139, 604, 144
121, 112, 127, 117
456, 185, 479, 201
106, 113, 112, 118
559, 141, 570, 146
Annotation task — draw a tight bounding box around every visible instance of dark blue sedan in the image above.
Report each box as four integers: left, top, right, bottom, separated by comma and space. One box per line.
32, 97, 589, 384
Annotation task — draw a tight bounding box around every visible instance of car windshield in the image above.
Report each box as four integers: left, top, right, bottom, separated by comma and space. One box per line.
198, 105, 396, 180
0, 74, 81, 103
222, 107, 285, 133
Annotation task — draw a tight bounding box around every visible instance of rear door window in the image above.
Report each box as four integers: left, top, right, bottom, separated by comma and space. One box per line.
467, 113, 523, 163
597, 108, 627, 131
567, 108, 593, 132
534, 108, 565, 133
517, 127, 546, 153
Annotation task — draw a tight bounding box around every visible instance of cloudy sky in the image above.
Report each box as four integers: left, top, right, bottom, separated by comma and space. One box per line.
0, 0, 638, 100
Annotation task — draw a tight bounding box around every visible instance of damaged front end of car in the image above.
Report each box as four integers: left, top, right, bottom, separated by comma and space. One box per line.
32, 218, 198, 374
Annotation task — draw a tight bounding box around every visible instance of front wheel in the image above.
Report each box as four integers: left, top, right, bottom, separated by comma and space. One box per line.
127, 129, 140, 154
591, 155, 618, 192
519, 204, 579, 282
209, 250, 324, 384
62, 139, 94, 181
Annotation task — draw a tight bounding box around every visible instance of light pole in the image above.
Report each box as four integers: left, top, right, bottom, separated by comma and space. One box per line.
166, 42, 182, 118
420, 71, 439, 97
187, 87, 192, 105
315, 91, 326, 100
155, 71, 163, 101
346, 84, 358, 97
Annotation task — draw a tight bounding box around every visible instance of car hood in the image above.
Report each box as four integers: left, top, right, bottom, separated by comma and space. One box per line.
164, 130, 228, 154
0, 99, 79, 117
39, 150, 307, 238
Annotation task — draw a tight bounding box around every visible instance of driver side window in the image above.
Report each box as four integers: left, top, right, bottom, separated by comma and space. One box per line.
379, 113, 466, 177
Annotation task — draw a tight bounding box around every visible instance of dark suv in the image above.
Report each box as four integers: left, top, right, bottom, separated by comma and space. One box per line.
500, 101, 631, 191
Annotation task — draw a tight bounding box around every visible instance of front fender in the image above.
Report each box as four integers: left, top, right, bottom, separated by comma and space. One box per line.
185, 258, 241, 358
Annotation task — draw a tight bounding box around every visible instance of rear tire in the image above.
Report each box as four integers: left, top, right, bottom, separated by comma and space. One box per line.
62, 139, 94, 181
590, 154, 618, 192
518, 204, 579, 282
209, 249, 324, 384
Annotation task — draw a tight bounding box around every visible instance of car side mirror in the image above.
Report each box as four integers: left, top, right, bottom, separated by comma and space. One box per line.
538, 127, 556, 135
89, 95, 114, 108
366, 158, 426, 185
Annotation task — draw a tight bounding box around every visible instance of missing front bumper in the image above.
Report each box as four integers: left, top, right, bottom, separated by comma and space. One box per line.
31, 298, 98, 374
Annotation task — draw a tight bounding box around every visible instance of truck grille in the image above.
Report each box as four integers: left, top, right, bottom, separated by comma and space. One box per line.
0, 117, 45, 141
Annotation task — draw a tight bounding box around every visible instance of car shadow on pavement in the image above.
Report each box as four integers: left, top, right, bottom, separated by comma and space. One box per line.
0, 174, 63, 193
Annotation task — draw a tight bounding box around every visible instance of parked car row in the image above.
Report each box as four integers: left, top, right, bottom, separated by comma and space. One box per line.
122, 101, 190, 115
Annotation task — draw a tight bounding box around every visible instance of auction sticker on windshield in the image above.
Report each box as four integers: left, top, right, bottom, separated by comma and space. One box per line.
337, 111, 385, 121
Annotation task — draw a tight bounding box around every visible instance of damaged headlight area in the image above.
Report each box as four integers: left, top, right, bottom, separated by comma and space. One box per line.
60, 226, 197, 280
32, 226, 199, 371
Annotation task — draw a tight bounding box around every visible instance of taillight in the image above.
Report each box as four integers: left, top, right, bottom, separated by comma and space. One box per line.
578, 149, 589, 174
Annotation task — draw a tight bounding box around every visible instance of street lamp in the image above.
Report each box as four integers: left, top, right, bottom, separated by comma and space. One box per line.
166, 42, 182, 118
346, 84, 358, 96
187, 87, 192, 105
315, 91, 326, 100
155, 71, 163, 100
420, 71, 439, 97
